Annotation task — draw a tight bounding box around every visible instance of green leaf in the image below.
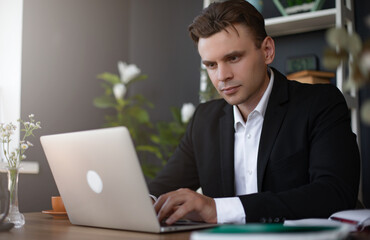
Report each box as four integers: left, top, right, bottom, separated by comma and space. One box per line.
128, 107, 150, 123
150, 135, 161, 144
137, 145, 163, 160
126, 74, 148, 87
97, 72, 121, 84
93, 95, 116, 108
141, 163, 160, 179
131, 94, 154, 109
169, 122, 186, 135
101, 82, 113, 95
156, 123, 180, 146
116, 98, 129, 108
170, 107, 182, 125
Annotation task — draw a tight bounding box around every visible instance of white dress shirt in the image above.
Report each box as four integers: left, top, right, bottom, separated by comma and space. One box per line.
214, 69, 275, 223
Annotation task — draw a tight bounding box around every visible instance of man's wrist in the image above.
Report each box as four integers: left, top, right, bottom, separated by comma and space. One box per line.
214, 197, 245, 224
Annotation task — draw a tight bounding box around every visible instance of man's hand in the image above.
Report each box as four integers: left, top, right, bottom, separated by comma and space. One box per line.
154, 188, 217, 225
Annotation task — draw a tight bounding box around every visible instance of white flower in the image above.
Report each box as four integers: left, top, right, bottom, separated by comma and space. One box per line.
113, 83, 127, 100
181, 103, 196, 123
29, 114, 34, 118
21, 143, 29, 150
118, 61, 141, 84
1, 114, 41, 167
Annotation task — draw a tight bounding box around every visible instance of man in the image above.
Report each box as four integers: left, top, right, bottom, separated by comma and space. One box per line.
149, 0, 360, 225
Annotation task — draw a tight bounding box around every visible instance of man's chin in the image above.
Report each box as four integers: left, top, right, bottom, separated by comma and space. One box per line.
223, 96, 242, 106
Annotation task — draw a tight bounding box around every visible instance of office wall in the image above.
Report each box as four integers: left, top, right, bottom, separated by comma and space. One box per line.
128, 0, 202, 121
20, 0, 131, 211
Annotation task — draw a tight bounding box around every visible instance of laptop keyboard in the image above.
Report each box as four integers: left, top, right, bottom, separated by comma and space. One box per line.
160, 219, 205, 226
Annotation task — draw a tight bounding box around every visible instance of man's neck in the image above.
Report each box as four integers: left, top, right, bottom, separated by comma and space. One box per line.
237, 74, 271, 121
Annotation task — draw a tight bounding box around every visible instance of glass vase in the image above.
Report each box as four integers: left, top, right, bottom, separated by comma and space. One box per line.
5, 167, 25, 228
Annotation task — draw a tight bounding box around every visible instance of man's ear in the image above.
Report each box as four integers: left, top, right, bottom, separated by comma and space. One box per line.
262, 36, 275, 65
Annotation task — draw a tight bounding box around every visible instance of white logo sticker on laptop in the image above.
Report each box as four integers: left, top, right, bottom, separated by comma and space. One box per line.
86, 170, 103, 194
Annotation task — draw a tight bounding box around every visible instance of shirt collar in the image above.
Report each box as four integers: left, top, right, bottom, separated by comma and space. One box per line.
233, 68, 275, 129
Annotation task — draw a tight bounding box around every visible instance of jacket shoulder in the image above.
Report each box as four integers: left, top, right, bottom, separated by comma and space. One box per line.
287, 79, 347, 105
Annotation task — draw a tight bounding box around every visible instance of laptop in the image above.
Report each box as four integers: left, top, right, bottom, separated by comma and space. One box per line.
40, 127, 217, 233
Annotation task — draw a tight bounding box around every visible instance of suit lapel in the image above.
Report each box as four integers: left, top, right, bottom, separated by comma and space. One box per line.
219, 104, 235, 197
257, 69, 289, 192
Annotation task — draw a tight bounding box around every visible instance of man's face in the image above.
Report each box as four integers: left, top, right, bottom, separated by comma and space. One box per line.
198, 24, 274, 112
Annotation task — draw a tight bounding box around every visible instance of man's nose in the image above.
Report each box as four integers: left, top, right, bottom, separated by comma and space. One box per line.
217, 64, 233, 82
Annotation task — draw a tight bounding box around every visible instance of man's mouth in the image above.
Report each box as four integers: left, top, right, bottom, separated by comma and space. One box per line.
221, 85, 240, 95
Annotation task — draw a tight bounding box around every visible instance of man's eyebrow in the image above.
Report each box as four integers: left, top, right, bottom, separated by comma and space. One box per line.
202, 51, 246, 65
202, 60, 215, 66
222, 50, 245, 61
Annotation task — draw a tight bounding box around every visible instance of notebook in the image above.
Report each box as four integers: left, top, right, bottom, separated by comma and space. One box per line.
190, 224, 350, 240
40, 127, 217, 233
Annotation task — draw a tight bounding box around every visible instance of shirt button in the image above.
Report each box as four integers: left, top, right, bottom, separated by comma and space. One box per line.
247, 133, 251, 139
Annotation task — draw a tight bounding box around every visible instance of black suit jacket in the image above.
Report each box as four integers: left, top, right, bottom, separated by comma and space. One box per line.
148, 68, 360, 222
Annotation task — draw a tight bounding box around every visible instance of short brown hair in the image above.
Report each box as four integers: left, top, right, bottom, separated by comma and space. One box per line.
188, 0, 267, 48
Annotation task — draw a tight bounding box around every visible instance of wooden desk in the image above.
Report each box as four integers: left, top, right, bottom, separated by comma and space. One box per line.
2, 213, 369, 240
0, 212, 191, 240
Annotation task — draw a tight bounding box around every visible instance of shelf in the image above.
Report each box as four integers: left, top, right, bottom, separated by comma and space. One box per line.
265, 8, 337, 37
287, 70, 334, 84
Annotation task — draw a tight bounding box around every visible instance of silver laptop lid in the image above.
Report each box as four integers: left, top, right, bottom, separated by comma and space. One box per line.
41, 127, 161, 233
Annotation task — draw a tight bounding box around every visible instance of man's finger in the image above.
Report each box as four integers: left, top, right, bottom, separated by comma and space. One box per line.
154, 191, 175, 213
154, 188, 217, 225
165, 203, 193, 225
157, 194, 184, 222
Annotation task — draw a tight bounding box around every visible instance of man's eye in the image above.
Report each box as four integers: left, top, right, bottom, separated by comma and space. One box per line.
206, 63, 216, 69
229, 56, 239, 62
